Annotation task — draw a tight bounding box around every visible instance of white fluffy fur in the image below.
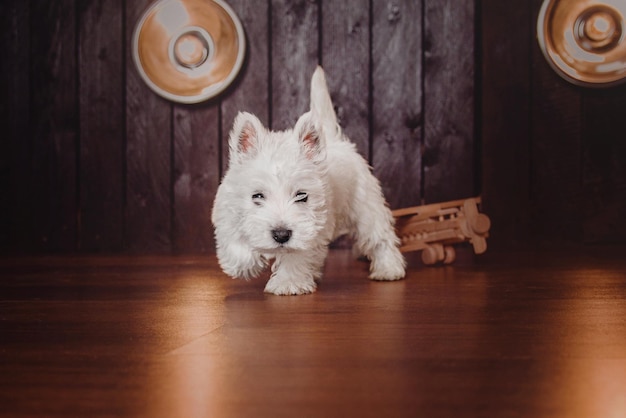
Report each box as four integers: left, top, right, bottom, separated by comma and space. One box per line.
212, 66, 406, 295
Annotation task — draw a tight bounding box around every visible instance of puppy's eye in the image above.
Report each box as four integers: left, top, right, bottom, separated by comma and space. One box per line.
252, 192, 265, 205
295, 191, 308, 203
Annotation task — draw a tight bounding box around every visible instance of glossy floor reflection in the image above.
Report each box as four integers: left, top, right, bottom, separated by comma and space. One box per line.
1, 248, 626, 417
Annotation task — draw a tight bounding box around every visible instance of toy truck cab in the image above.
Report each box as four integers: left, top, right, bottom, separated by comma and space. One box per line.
392, 197, 491, 265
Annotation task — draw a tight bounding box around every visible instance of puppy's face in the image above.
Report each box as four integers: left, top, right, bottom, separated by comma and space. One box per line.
220, 112, 328, 253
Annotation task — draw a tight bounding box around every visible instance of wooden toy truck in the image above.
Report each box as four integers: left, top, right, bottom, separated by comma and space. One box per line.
392, 197, 491, 265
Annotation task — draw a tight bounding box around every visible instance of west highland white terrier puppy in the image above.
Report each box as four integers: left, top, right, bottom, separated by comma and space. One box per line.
212, 66, 406, 295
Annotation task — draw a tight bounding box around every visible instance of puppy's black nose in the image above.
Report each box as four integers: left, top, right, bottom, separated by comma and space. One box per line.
272, 228, 292, 244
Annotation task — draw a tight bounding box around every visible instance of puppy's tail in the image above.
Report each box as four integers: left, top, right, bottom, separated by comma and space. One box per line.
310, 66, 343, 141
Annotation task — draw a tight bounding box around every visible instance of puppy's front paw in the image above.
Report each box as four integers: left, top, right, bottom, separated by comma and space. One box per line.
217, 243, 267, 280
264, 275, 317, 295
227, 260, 266, 280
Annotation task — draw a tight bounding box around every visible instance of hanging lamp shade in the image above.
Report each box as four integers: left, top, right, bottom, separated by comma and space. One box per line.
537, 0, 626, 87
132, 0, 245, 103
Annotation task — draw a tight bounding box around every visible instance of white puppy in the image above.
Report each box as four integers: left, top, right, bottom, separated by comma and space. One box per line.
212, 66, 406, 295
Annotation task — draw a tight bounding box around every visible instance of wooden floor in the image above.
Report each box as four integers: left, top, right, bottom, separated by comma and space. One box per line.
1, 247, 626, 418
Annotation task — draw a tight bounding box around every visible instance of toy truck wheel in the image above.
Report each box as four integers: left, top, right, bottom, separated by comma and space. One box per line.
443, 246, 456, 264
421, 244, 444, 265
471, 213, 491, 235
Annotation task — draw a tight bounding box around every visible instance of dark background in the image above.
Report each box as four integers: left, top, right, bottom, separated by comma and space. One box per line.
1, 0, 624, 254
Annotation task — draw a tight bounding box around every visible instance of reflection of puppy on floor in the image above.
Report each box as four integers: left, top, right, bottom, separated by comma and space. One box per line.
212, 66, 406, 295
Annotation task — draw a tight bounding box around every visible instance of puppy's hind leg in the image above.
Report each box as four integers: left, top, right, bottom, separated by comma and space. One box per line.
352, 181, 406, 281
367, 240, 406, 281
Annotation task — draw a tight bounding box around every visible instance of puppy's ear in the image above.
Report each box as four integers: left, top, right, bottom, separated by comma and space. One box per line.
229, 112, 265, 163
295, 112, 326, 162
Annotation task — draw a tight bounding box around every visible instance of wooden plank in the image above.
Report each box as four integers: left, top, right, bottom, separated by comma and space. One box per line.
423, 0, 475, 203
529, 0, 583, 243
125, 0, 172, 252
270, 0, 319, 130
78, 0, 124, 251
172, 104, 219, 253
3, 250, 626, 416
480, 0, 531, 246
581, 84, 626, 243
321, 0, 370, 159
371, 0, 422, 209
0, 1, 30, 252
220, 0, 270, 174
29, 0, 78, 251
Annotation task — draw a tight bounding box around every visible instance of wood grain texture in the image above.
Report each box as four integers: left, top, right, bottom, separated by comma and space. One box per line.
220, 0, 270, 174
371, 0, 422, 209
480, 0, 531, 246
173, 104, 219, 253
423, 0, 475, 203
2, 248, 626, 417
581, 85, 626, 243
270, 0, 319, 130
321, 0, 370, 159
78, 0, 124, 251
125, 0, 172, 252
529, 0, 583, 243
6, 0, 626, 252
0, 1, 30, 252
29, 0, 78, 251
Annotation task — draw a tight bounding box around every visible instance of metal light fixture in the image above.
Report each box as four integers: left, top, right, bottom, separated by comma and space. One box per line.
537, 0, 626, 87
133, 0, 245, 103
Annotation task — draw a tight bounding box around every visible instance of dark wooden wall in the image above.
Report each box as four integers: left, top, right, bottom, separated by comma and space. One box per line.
481, 0, 626, 247
2, 0, 624, 255
0, 0, 476, 254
